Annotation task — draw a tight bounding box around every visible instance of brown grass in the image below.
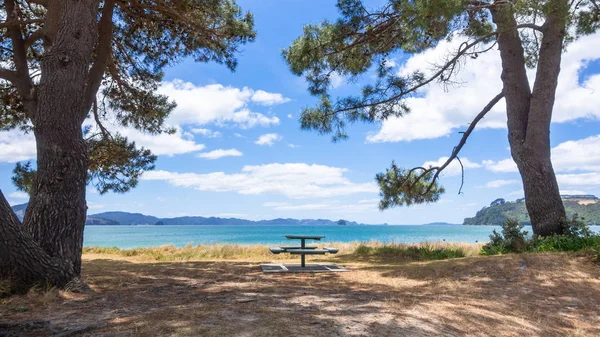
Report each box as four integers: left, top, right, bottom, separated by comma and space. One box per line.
1, 245, 599, 336
82, 241, 482, 262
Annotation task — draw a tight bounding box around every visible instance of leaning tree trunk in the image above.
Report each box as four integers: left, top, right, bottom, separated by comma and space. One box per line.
492, 0, 568, 236
0, 190, 75, 292
22, 0, 98, 275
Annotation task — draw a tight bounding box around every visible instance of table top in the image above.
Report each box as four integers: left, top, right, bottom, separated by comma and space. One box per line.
284, 235, 325, 240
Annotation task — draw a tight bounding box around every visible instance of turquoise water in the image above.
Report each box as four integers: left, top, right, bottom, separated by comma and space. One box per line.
82, 225, 600, 249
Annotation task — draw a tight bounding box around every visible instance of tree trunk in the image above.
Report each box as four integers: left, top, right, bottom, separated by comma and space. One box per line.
492, 1, 568, 236
0, 190, 75, 292
512, 147, 565, 236
22, 0, 98, 274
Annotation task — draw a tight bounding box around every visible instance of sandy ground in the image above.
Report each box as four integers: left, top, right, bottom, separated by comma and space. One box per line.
1, 252, 600, 336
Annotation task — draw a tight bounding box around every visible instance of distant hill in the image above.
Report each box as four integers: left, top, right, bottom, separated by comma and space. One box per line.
90, 211, 159, 225
423, 222, 461, 226
463, 195, 600, 226
10, 203, 369, 226
11, 203, 28, 221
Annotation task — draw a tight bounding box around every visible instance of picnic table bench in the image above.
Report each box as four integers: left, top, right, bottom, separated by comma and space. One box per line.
269, 235, 338, 268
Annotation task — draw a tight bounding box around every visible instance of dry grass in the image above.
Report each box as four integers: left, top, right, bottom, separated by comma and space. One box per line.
1, 244, 599, 336
82, 241, 482, 262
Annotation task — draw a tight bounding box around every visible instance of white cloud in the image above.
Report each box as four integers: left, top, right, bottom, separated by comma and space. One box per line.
330, 72, 344, 89
263, 202, 290, 207
367, 33, 600, 143
118, 126, 205, 156
196, 148, 243, 160
287, 143, 299, 148
255, 133, 282, 146
483, 158, 518, 173
557, 172, 600, 186
485, 133, 600, 174
251, 90, 291, 106
227, 109, 279, 129
0, 130, 36, 163
159, 80, 281, 128
477, 179, 520, 188
8, 191, 29, 199
142, 163, 378, 199
559, 189, 588, 195
190, 128, 222, 138
422, 157, 481, 176
287, 114, 293, 119
551, 134, 600, 172
265, 199, 380, 213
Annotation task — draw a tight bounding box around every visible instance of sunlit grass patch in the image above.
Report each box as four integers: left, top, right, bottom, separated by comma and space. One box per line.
353, 242, 480, 261
84, 243, 357, 262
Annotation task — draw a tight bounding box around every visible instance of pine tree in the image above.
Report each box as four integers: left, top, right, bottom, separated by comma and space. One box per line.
284, 0, 599, 236
0, 0, 255, 291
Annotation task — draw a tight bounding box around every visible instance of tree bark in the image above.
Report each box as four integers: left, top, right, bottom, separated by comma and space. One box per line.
0, 190, 75, 292
22, 0, 99, 274
492, 1, 568, 236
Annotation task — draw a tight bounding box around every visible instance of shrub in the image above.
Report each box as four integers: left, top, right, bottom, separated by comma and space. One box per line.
562, 214, 593, 238
530, 235, 600, 253
481, 215, 600, 255
481, 219, 529, 255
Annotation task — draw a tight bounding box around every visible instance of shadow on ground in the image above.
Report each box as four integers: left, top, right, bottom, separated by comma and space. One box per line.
1, 253, 599, 336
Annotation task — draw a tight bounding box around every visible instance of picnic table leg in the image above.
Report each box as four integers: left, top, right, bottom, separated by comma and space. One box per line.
301, 238, 306, 268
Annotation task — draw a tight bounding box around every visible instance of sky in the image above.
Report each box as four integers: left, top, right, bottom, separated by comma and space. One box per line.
2, 0, 600, 225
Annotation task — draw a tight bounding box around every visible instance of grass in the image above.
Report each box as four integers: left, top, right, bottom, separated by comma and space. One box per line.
2, 248, 600, 336
84, 242, 358, 261
353, 242, 478, 260
83, 241, 482, 263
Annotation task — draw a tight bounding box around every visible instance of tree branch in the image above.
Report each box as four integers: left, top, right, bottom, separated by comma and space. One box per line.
414, 92, 505, 195
0, 68, 19, 83
4, 0, 36, 115
83, 0, 116, 118
0, 19, 44, 29
516, 23, 544, 32
26, 0, 48, 6
333, 32, 497, 115
24, 29, 45, 49
92, 98, 111, 139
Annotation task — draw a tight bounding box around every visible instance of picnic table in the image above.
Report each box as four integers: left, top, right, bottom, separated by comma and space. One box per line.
269, 235, 338, 268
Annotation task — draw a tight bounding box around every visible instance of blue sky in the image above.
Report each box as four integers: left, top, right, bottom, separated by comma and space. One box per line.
2, 0, 600, 225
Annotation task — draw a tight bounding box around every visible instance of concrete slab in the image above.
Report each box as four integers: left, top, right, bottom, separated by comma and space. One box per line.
260, 263, 350, 273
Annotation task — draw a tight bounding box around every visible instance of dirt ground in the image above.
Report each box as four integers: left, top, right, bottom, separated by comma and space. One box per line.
1, 252, 600, 337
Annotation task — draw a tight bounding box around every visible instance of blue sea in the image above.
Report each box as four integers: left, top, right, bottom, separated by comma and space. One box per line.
83, 225, 600, 249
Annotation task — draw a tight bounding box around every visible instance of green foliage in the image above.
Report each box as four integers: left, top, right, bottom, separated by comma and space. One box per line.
87, 134, 156, 194
464, 200, 600, 226
481, 219, 529, 255
284, 0, 600, 213
2, 0, 256, 195
354, 243, 466, 261
283, 0, 482, 141
481, 216, 600, 256
11, 162, 36, 194
11, 135, 157, 195
376, 162, 445, 209
530, 235, 600, 253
